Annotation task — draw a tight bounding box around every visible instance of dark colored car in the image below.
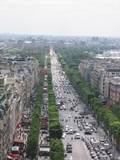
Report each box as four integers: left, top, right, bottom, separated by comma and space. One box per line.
66, 144, 72, 153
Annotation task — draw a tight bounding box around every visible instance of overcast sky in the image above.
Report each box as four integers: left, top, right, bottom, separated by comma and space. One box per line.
0, 0, 120, 37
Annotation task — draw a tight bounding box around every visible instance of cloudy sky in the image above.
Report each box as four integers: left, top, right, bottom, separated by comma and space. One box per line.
0, 0, 120, 37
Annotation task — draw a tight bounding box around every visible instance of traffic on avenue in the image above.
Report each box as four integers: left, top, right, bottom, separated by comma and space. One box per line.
51, 51, 114, 160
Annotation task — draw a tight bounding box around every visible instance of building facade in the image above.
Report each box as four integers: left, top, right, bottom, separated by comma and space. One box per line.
79, 59, 120, 105
0, 55, 39, 159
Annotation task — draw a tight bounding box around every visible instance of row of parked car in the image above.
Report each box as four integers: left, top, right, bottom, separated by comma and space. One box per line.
39, 74, 50, 160
7, 110, 32, 160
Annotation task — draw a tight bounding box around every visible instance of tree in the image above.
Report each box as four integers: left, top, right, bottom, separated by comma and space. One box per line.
50, 139, 64, 160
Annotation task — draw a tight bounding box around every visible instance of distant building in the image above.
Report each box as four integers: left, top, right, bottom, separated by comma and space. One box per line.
79, 58, 120, 105
109, 77, 120, 104
90, 66, 104, 90
0, 77, 10, 160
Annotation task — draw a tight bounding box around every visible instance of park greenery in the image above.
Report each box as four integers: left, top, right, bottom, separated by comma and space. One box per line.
55, 46, 120, 150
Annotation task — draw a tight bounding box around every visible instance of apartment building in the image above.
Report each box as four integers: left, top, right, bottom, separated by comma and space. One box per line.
0, 55, 39, 159
90, 66, 104, 90
99, 68, 120, 96
79, 58, 120, 105
79, 60, 94, 82
0, 77, 10, 160
109, 77, 120, 104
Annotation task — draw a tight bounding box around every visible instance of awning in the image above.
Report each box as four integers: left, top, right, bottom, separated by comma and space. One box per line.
7, 153, 20, 158
7, 155, 14, 160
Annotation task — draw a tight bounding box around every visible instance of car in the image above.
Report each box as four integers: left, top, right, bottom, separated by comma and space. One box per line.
77, 123, 81, 127
59, 106, 62, 110
65, 125, 69, 128
93, 156, 98, 160
106, 150, 111, 155
79, 126, 82, 131
84, 126, 93, 134
96, 151, 100, 156
68, 128, 73, 134
100, 147, 105, 151
70, 107, 74, 111
45, 135, 50, 142
91, 154, 96, 159
78, 116, 82, 119
62, 105, 66, 110
74, 133, 80, 139
57, 102, 61, 107
62, 132, 66, 139
65, 127, 69, 132
101, 151, 106, 156
66, 144, 72, 153
41, 130, 48, 134
93, 128, 97, 133
73, 129, 77, 134
98, 155, 108, 160
90, 151, 95, 156
68, 115, 71, 118
79, 111, 84, 115
109, 153, 113, 158
84, 131, 92, 135
64, 153, 67, 157
39, 146, 50, 156
75, 109, 78, 112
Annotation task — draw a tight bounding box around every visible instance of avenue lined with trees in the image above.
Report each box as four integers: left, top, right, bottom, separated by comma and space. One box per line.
47, 55, 64, 160
27, 51, 64, 160
26, 51, 45, 159
26, 81, 43, 159
55, 46, 120, 150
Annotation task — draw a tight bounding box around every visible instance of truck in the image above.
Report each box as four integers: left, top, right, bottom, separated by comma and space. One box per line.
39, 142, 50, 157
39, 146, 50, 156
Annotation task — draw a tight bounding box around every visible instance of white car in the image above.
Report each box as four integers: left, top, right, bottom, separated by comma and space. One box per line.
62, 105, 66, 110
65, 125, 69, 128
65, 125, 69, 132
62, 132, 66, 139
74, 132, 80, 139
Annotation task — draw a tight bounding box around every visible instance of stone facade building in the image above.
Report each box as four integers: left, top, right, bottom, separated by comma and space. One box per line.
0, 56, 39, 160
